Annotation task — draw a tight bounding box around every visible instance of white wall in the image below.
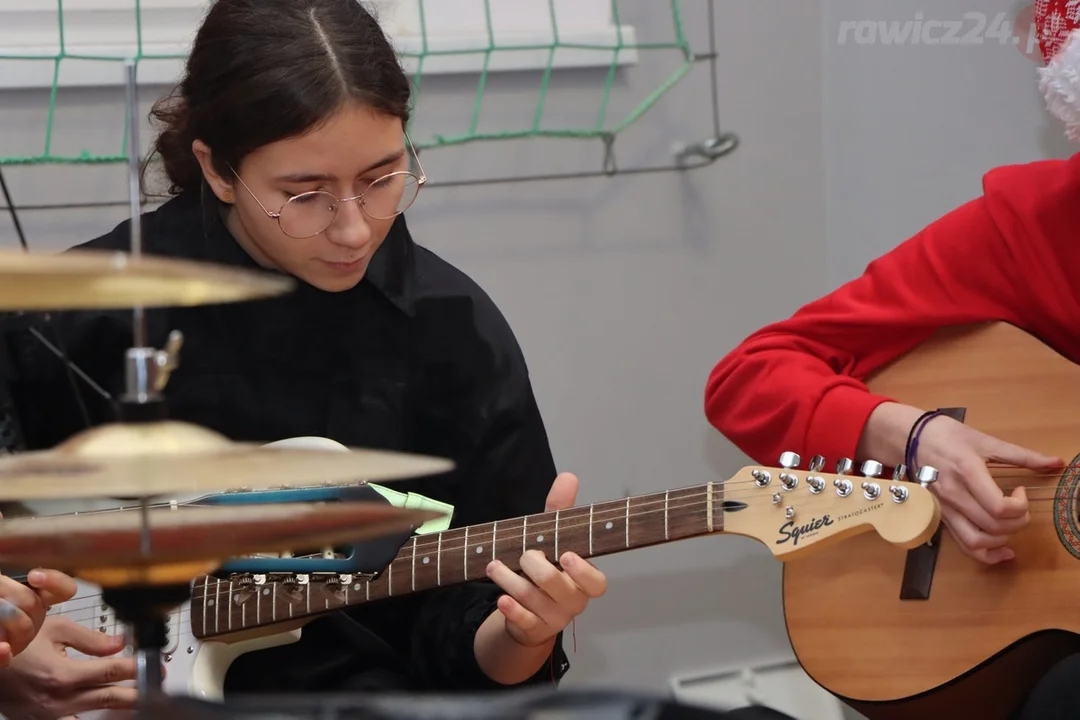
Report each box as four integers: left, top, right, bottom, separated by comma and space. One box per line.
823, 0, 1074, 288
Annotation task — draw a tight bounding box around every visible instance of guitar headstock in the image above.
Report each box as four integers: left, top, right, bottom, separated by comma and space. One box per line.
722, 452, 941, 559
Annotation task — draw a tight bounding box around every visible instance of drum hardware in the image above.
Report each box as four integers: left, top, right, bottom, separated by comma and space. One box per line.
0, 59, 451, 712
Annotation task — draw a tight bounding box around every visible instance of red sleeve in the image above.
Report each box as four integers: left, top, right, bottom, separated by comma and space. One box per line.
704, 195, 1038, 468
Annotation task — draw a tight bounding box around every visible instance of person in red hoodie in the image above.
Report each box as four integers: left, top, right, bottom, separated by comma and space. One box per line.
705, 2, 1080, 717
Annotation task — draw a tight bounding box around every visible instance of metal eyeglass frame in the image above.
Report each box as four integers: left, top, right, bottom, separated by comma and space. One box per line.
226, 131, 426, 239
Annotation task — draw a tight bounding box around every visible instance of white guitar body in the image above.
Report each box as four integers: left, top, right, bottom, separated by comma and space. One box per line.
26, 437, 346, 719
49, 580, 303, 719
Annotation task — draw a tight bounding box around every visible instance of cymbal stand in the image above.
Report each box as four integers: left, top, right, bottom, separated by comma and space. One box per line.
111, 58, 187, 711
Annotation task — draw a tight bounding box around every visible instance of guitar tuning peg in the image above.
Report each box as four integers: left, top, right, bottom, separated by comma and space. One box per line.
835, 458, 854, 475
917, 466, 939, 488
808, 455, 825, 472
779, 451, 801, 470
892, 464, 907, 482
860, 460, 883, 478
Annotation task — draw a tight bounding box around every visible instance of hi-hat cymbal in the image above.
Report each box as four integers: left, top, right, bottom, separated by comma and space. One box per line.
0, 501, 443, 586
0, 248, 294, 310
0, 421, 454, 501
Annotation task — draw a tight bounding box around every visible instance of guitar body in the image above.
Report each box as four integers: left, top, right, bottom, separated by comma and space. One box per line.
56, 579, 304, 720
783, 322, 1080, 719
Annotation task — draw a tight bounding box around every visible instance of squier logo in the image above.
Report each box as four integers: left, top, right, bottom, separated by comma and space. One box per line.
776, 515, 834, 546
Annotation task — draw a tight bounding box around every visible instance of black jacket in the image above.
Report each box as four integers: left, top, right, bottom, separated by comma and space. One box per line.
1, 188, 568, 694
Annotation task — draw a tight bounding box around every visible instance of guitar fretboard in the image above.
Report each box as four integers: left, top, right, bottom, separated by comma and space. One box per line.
191, 483, 722, 638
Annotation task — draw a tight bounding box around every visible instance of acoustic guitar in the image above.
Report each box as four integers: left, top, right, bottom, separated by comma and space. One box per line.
782, 321, 1080, 719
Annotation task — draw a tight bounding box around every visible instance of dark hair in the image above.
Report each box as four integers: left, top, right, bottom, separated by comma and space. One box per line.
147, 0, 412, 195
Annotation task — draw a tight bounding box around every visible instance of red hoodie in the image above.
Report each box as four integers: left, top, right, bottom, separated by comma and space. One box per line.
705, 152, 1080, 467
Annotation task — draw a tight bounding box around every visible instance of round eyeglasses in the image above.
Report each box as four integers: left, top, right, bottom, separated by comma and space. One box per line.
226, 133, 427, 239
268, 171, 422, 239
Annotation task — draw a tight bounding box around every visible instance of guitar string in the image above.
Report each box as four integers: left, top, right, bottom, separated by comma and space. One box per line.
60, 495, 839, 613
181, 489, 926, 601
57, 497, 1080, 633
45, 480, 1080, 622
31, 477, 1072, 603
12, 479, 919, 556
58, 496, 1077, 629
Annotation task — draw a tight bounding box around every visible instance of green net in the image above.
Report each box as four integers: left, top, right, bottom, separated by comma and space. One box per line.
0, 0, 694, 167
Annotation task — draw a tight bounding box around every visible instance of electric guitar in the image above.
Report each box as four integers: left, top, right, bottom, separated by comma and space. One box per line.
39, 440, 940, 719
782, 321, 1080, 720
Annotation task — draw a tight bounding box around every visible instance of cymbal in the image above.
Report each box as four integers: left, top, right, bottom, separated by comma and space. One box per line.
0, 248, 294, 310
0, 501, 443, 586
0, 421, 455, 501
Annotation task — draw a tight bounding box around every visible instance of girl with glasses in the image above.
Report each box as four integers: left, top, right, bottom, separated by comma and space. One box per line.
0, 0, 606, 716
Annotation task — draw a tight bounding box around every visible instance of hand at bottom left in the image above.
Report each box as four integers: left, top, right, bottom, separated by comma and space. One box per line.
0, 615, 137, 719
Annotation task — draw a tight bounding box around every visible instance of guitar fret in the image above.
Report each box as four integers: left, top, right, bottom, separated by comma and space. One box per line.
707, 481, 714, 532
388, 560, 393, 596
272, 583, 277, 622
666, 487, 712, 539
491, 522, 497, 561
411, 537, 417, 592
589, 499, 627, 555
554, 510, 560, 558
201, 576, 208, 637
664, 490, 669, 540
462, 524, 488, 579
625, 497, 630, 548
589, 505, 594, 555
437, 533, 442, 586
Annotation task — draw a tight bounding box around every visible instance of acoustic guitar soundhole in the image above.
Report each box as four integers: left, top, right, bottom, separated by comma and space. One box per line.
1052, 453, 1080, 559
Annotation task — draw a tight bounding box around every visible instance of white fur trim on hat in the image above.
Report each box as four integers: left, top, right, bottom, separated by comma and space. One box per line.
1040, 27, 1080, 141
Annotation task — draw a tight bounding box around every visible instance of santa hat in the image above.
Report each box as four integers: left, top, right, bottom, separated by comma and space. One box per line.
1037, 0, 1080, 140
